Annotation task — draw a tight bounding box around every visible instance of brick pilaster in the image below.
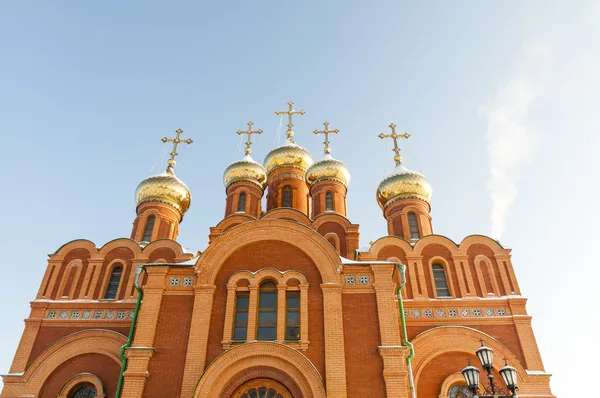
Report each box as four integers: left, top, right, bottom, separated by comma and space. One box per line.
321, 283, 348, 398
179, 284, 216, 397
8, 305, 46, 373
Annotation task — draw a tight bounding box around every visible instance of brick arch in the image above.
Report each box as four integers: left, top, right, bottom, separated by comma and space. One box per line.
413, 235, 460, 257
99, 238, 142, 257
439, 373, 466, 398
261, 208, 312, 226
312, 212, 353, 229
3, 330, 125, 397
57, 373, 105, 398
196, 220, 341, 284
193, 342, 326, 398
52, 239, 97, 260
142, 238, 192, 260
369, 236, 413, 258
411, 326, 527, 386
459, 235, 506, 255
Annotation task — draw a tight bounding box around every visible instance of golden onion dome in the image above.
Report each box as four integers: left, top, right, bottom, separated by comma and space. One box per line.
306, 154, 350, 188
263, 141, 313, 175
223, 154, 267, 190
376, 163, 432, 208
135, 166, 191, 215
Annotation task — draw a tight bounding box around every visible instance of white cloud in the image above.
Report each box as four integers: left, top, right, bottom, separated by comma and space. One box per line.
483, 42, 553, 239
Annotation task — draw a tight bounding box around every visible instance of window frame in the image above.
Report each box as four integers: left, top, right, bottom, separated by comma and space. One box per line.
232, 291, 249, 340
142, 215, 156, 242
257, 281, 278, 340
325, 191, 334, 211
407, 211, 420, 239
103, 263, 124, 300
282, 186, 293, 207
237, 192, 247, 213
432, 263, 451, 298
285, 291, 300, 341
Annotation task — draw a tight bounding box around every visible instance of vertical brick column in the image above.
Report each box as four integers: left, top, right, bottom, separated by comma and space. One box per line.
221, 286, 236, 347
299, 284, 309, 350
276, 285, 287, 341
247, 285, 259, 340
8, 305, 45, 373
453, 255, 476, 297
321, 283, 348, 398
36, 259, 62, 299
77, 258, 103, 299
371, 264, 409, 398
509, 298, 545, 370
180, 284, 217, 397
121, 266, 168, 398
407, 256, 428, 299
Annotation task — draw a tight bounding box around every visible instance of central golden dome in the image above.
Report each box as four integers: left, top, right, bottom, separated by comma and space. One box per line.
306, 154, 350, 188
376, 164, 432, 209
135, 167, 191, 215
223, 154, 267, 190
263, 141, 313, 175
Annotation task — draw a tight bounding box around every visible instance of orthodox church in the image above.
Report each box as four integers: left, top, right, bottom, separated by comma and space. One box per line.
1, 102, 554, 398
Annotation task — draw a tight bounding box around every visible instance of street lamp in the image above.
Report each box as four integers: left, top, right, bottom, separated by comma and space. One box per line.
461, 341, 519, 397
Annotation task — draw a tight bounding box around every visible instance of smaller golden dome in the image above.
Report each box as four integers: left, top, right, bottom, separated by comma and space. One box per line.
306, 154, 350, 188
223, 154, 267, 190
264, 141, 313, 175
135, 167, 191, 215
376, 164, 432, 209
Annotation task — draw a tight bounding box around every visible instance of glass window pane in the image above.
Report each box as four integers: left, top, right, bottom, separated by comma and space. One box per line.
257, 326, 276, 340
267, 389, 277, 398
261, 281, 276, 288
233, 327, 247, 339
287, 294, 300, 308
258, 311, 277, 324
286, 311, 300, 324
236, 295, 249, 308
258, 387, 267, 398
259, 291, 277, 308
286, 326, 300, 340
437, 288, 450, 297
249, 389, 258, 398
235, 311, 248, 324
435, 279, 448, 289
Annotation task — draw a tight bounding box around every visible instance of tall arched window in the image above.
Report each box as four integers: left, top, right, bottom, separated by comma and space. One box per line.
325, 191, 334, 211
104, 265, 123, 300
407, 212, 420, 239
69, 383, 97, 398
432, 264, 451, 297
257, 281, 277, 340
142, 215, 155, 242
233, 292, 249, 340
282, 186, 293, 207
237, 192, 247, 212
286, 291, 300, 340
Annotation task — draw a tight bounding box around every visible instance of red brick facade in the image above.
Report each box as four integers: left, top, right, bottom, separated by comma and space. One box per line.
1, 137, 554, 398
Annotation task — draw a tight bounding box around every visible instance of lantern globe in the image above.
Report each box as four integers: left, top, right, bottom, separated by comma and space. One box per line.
476, 344, 494, 370
500, 364, 518, 389
461, 365, 480, 389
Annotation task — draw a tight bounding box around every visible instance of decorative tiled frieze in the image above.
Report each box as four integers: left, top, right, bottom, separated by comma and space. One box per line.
344, 275, 356, 285
402, 307, 510, 319
169, 277, 180, 287
358, 275, 371, 285
46, 309, 133, 321
183, 277, 194, 287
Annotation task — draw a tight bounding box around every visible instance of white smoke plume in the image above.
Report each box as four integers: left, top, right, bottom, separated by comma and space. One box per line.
483, 42, 552, 239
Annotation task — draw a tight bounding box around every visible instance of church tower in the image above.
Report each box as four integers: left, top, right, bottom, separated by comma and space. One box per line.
263, 101, 313, 215
131, 129, 193, 242
377, 124, 433, 240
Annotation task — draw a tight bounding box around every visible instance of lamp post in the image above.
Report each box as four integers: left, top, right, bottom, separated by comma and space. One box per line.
460, 341, 519, 397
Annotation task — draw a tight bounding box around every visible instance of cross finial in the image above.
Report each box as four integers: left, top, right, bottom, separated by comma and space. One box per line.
161, 128, 193, 173
275, 101, 306, 143
313, 121, 340, 155
378, 123, 411, 165
236, 121, 263, 155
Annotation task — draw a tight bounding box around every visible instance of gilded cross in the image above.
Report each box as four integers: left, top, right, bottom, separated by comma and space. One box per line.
236, 121, 263, 155
378, 123, 411, 164
275, 101, 306, 142
313, 121, 340, 154
161, 128, 193, 170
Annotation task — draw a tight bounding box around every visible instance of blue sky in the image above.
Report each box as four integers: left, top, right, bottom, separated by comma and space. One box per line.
1, 1, 598, 396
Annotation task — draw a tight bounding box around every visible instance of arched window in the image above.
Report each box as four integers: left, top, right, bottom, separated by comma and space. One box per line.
325, 191, 334, 211
142, 215, 155, 242
69, 383, 97, 398
237, 192, 247, 212
282, 186, 293, 207
257, 281, 277, 340
104, 265, 123, 300
286, 291, 300, 340
407, 212, 420, 239
448, 384, 474, 397
233, 292, 249, 340
432, 264, 451, 297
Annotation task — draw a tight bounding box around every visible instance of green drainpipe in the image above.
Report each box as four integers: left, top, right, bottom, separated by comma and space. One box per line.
115, 265, 146, 398
396, 263, 416, 398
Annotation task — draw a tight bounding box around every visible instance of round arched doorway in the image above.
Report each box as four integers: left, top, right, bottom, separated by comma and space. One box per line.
231, 378, 293, 398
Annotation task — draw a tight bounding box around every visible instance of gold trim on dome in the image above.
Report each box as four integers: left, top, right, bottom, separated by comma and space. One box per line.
376, 165, 432, 208
306, 156, 350, 187
263, 142, 313, 175
223, 155, 267, 190
135, 172, 191, 214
